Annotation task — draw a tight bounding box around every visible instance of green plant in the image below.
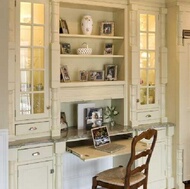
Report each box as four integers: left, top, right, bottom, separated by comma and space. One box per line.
104, 106, 119, 121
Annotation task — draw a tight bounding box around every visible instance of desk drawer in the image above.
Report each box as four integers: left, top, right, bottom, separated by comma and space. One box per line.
137, 111, 159, 121
16, 122, 50, 136
18, 145, 53, 162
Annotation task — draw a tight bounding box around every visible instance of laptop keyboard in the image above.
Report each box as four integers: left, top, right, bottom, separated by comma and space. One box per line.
98, 143, 125, 153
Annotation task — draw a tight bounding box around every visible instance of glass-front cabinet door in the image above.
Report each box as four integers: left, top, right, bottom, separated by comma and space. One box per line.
138, 13, 158, 109
16, 0, 49, 120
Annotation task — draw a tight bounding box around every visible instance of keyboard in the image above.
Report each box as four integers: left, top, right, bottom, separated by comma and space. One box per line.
97, 143, 125, 153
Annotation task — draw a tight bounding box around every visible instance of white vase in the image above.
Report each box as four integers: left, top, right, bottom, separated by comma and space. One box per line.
81, 15, 93, 35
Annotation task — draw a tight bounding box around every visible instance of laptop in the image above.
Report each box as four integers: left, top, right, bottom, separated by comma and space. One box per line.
91, 126, 125, 153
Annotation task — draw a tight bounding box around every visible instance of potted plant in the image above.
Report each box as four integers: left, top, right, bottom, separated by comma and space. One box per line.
104, 106, 119, 126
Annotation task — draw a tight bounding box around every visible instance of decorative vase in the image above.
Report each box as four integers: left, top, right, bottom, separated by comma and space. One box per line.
110, 120, 115, 127
81, 15, 93, 35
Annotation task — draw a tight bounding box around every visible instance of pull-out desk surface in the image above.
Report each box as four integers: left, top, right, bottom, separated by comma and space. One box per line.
67, 138, 147, 161
64, 125, 147, 161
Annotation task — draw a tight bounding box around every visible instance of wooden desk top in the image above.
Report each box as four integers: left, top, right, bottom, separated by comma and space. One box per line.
67, 139, 147, 161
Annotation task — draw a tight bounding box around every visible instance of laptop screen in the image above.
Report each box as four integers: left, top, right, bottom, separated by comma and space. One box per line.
91, 126, 111, 148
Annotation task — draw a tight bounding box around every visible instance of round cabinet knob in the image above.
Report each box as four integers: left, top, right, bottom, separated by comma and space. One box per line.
46, 106, 51, 110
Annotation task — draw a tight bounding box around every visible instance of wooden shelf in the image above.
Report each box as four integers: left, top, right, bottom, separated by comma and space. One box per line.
60, 54, 124, 58
59, 34, 124, 40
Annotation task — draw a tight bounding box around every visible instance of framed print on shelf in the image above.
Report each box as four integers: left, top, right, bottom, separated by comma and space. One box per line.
100, 21, 114, 36
105, 64, 117, 81
79, 70, 88, 81
59, 18, 69, 34
60, 43, 71, 54
60, 65, 70, 82
60, 112, 68, 130
104, 43, 114, 55
88, 70, 104, 81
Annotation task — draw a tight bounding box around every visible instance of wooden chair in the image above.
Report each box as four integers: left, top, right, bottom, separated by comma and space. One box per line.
92, 128, 157, 189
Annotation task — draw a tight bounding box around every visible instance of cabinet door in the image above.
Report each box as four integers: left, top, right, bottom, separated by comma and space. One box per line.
18, 161, 53, 189
15, 0, 49, 121
136, 129, 167, 189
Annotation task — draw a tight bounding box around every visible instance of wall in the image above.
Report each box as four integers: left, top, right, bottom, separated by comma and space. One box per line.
0, 0, 9, 129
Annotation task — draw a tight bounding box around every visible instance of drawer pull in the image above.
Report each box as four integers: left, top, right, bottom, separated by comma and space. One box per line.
29, 127, 37, 131
32, 152, 40, 156
146, 114, 151, 118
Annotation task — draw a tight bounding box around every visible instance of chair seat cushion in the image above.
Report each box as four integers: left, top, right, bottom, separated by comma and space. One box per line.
96, 166, 146, 186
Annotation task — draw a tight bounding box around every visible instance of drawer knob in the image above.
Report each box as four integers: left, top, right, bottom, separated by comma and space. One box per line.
32, 152, 40, 156
29, 127, 37, 131
146, 114, 151, 118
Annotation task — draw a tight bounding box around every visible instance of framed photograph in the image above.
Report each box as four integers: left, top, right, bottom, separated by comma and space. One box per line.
100, 21, 114, 36
60, 112, 68, 130
88, 70, 104, 81
59, 18, 69, 34
105, 64, 117, 81
104, 43, 114, 55
60, 65, 70, 82
79, 70, 88, 81
85, 107, 103, 130
60, 43, 71, 54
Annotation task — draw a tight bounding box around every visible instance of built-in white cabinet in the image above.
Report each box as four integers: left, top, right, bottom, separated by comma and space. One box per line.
51, 0, 128, 128
135, 126, 174, 189
129, 4, 168, 127
9, 141, 66, 189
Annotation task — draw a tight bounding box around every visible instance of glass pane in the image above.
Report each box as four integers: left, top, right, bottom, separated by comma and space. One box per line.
140, 33, 147, 49
33, 71, 44, 91
20, 48, 31, 69
33, 26, 44, 46
140, 51, 148, 68
33, 4, 44, 24
33, 48, 44, 69
148, 70, 155, 86
20, 25, 31, 46
140, 14, 147, 31
148, 33, 155, 50
20, 2, 31, 23
20, 71, 32, 92
148, 15, 155, 32
20, 93, 32, 114
140, 88, 147, 105
140, 69, 147, 86
148, 52, 155, 68
149, 88, 155, 104
33, 93, 44, 114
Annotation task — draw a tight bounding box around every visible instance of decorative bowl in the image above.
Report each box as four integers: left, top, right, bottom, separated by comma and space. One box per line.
77, 42, 92, 55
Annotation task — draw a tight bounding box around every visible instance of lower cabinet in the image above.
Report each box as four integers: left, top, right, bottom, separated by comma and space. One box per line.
9, 141, 66, 189
135, 126, 174, 189
18, 161, 53, 189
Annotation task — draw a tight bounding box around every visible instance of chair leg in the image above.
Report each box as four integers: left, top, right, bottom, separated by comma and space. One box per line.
92, 176, 98, 189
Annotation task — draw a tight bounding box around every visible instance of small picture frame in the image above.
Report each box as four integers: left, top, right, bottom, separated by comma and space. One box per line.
79, 70, 88, 81
88, 70, 104, 81
104, 43, 114, 55
60, 43, 71, 54
60, 65, 70, 82
60, 112, 68, 130
59, 18, 69, 34
100, 21, 114, 36
105, 64, 117, 81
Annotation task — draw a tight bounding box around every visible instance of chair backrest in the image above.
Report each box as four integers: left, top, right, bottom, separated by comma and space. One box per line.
125, 129, 157, 188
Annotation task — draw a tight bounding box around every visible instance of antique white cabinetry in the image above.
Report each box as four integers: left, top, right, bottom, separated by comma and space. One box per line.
135, 126, 174, 189
10, 0, 58, 141
51, 0, 128, 128
129, 3, 168, 126
9, 141, 66, 189
166, 1, 190, 188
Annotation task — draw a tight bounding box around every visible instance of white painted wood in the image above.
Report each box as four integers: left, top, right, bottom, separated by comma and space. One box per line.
0, 130, 8, 189
18, 145, 53, 162
18, 161, 53, 189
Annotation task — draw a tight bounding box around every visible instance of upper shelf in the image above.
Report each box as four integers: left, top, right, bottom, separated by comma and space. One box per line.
59, 34, 124, 40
